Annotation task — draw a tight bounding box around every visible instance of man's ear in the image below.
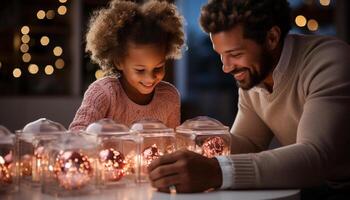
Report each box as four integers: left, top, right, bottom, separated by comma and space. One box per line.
266, 26, 281, 51
113, 58, 123, 71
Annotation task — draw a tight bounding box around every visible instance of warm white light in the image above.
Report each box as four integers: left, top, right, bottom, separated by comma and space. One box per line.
37, 10, 46, 20
20, 44, 29, 53
40, 36, 50, 46
21, 26, 30, 35
21, 35, 30, 44
45, 65, 54, 75
46, 10, 55, 19
307, 19, 319, 31
295, 15, 307, 27
53, 46, 63, 56
55, 58, 65, 69
320, 0, 331, 6
13, 68, 22, 78
22, 53, 32, 63
58, 6, 67, 15
28, 64, 39, 74
95, 70, 104, 79
59, 0, 68, 3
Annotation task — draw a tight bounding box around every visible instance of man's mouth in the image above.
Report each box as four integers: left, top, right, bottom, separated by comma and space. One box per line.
231, 68, 248, 81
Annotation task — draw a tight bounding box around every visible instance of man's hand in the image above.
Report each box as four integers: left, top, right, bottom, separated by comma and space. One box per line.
148, 149, 222, 193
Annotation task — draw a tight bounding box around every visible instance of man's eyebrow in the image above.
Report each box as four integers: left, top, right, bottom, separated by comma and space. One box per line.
223, 47, 243, 54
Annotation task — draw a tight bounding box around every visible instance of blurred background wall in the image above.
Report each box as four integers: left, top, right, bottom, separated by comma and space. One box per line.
0, 0, 348, 131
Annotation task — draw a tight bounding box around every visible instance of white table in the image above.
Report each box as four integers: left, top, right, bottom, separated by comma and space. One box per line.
1, 183, 300, 200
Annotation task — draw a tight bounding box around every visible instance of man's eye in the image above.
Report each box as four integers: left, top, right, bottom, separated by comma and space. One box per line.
230, 53, 242, 58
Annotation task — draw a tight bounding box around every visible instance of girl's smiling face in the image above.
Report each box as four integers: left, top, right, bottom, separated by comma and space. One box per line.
115, 42, 167, 104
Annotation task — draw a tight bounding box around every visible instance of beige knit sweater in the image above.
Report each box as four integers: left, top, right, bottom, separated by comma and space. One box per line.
69, 76, 180, 130
226, 34, 350, 189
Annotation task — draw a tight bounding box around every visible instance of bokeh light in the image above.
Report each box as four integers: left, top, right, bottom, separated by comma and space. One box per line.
295, 15, 307, 27
45, 65, 54, 75
37, 10, 46, 19
55, 58, 65, 69
13, 68, 22, 78
28, 64, 39, 74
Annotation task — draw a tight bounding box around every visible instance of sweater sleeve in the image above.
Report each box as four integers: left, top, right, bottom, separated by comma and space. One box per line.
230, 89, 274, 154
166, 87, 181, 129
69, 82, 110, 131
227, 39, 350, 189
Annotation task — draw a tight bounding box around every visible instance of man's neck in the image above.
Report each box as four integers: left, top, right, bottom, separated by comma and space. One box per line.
263, 41, 284, 93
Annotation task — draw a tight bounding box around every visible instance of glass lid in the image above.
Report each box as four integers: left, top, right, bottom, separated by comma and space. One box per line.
21, 118, 67, 134
176, 116, 229, 132
0, 125, 14, 144
48, 133, 97, 151
130, 119, 173, 134
85, 118, 131, 136
0, 125, 11, 137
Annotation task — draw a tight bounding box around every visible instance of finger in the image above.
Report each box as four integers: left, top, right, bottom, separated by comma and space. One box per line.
149, 163, 179, 182
151, 173, 182, 189
148, 150, 186, 172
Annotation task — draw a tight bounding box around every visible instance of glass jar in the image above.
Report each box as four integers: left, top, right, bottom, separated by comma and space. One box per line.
0, 125, 18, 194
176, 116, 231, 158
16, 118, 67, 187
130, 119, 176, 182
85, 118, 140, 188
41, 134, 98, 196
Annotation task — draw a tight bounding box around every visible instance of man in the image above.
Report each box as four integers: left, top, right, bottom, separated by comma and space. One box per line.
148, 0, 350, 195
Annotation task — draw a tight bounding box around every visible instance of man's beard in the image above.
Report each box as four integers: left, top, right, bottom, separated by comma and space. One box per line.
230, 51, 274, 90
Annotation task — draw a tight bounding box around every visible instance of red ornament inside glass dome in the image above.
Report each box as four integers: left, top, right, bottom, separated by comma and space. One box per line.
202, 136, 226, 158
0, 151, 13, 184
54, 151, 93, 190
99, 148, 126, 181
34, 146, 45, 159
20, 154, 32, 176
142, 144, 162, 167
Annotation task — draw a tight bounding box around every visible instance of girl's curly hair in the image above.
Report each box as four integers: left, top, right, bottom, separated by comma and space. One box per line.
85, 0, 185, 74
199, 0, 292, 44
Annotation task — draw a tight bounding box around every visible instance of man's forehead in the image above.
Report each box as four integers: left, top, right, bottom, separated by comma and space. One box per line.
210, 30, 244, 53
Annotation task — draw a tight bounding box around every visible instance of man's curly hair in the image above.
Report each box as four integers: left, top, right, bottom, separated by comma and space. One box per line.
199, 0, 292, 44
85, 0, 184, 74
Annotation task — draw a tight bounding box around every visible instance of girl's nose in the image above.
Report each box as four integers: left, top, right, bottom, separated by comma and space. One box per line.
145, 72, 156, 82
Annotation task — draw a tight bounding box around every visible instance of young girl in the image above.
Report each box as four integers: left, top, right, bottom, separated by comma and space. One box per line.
69, 0, 184, 130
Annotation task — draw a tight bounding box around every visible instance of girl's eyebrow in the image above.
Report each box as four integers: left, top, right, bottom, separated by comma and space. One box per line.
134, 60, 166, 67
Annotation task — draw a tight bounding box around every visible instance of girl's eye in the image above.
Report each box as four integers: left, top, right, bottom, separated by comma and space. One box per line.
154, 66, 165, 73
135, 69, 145, 73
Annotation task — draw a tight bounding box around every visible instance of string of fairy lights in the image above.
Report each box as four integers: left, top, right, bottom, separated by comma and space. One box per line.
12, 0, 68, 78
294, 0, 332, 32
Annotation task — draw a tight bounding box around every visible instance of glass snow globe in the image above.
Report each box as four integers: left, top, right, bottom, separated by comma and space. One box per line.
0, 125, 17, 194
41, 134, 98, 196
16, 118, 67, 187
85, 118, 140, 188
175, 116, 231, 158
130, 119, 176, 182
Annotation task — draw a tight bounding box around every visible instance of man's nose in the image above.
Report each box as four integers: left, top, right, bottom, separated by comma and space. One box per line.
220, 56, 235, 73
222, 64, 235, 73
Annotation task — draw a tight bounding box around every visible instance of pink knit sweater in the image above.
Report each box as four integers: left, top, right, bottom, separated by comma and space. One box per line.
69, 76, 180, 130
